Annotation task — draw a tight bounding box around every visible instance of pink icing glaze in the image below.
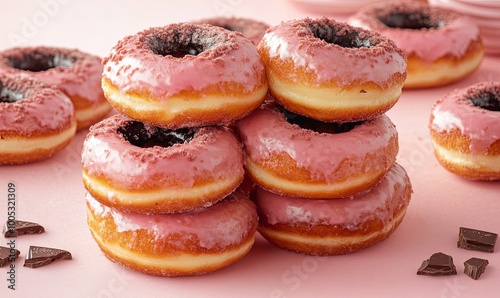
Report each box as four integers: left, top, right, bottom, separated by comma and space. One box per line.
102, 23, 266, 98
0, 73, 75, 136
430, 82, 500, 154
86, 191, 257, 250
253, 163, 412, 231
348, 2, 481, 62
258, 17, 407, 88
236, 104, 398, 182
0, 46, 105, 105
81, 114, 244, 189
193, 17, 270, 45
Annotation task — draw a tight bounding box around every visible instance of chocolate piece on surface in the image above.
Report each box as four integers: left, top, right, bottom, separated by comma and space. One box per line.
23, 246, 72, 268
458, 227, 498, 252
464, 257, 489, 280
417, 252, 457, 276
3, 220, 45, 237
0, 246, 20, 267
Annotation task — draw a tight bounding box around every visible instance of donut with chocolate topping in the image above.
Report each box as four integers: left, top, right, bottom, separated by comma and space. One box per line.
257, 17, 407, 122
0, 73, 76, 165
82, 114, 245, 214
349, 2, 484, 89
0, 46, 111, 130
86, 190, 258, 276
430, 82, 500, 180
193, 17, 269, 45
236, 102, 399, 199
101, 23, 268, 128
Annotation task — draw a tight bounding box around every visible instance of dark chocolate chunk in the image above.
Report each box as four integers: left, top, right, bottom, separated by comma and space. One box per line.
3, 220, 45, 238
458, 227, 497, 252
464, 257, 489, 280
417, 252, 457, 276
24, 246, 72, 268
0, 246, 20, 267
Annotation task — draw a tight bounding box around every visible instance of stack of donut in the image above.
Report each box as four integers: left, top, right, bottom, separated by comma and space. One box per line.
236, 17, 413, 255
81, 22, 268, 276
0, 46, 110, 165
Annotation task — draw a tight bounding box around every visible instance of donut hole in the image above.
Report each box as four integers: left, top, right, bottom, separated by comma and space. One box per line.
378, 12, 442, 29
149, 38, 204, 58
148, 28, 219, 58
7, 52, 75, 72
309, 24, 371, 48
220, 25, 238, 32
468, 91, 500, 112
281, 108, 362, 133
0, 83, 24, 103
118, 121, 195, 148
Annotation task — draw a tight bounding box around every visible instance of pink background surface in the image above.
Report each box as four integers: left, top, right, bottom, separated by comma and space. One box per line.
1, 0, 499, 297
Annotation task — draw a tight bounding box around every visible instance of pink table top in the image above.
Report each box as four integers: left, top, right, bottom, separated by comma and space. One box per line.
1, 1, 499, 297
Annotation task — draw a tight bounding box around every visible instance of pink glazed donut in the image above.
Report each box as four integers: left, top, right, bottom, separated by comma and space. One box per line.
349, 2, 484, 89
430, 82, 500, 180
257, 17, 407, 122
86, 190, 258, 276
82, 114, 245, 214
252, 163, 412, 255
0, 73, 76, 165
0, 46, 111, 130
193, 17, 269, 45
101, 23, 268, 128
236, 102, 399, 199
